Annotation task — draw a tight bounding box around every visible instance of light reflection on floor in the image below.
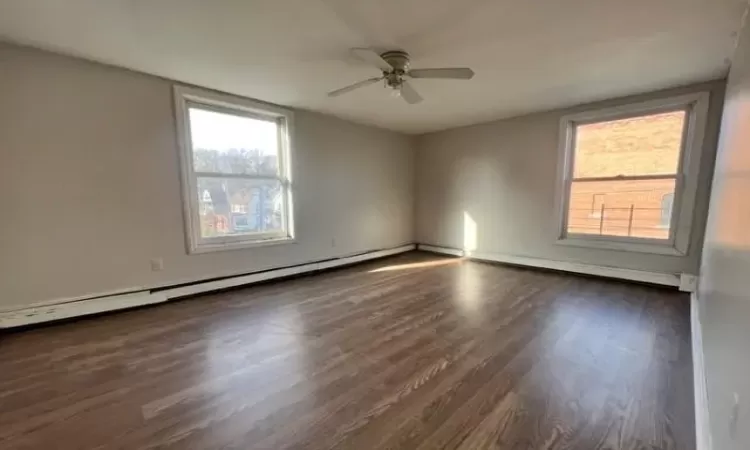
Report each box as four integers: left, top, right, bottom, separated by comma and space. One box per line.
188, 305, 315, 428
451, 263, 485, 326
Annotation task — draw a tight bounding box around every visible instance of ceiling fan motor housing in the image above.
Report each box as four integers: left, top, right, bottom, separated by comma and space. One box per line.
381, 50, 410, 88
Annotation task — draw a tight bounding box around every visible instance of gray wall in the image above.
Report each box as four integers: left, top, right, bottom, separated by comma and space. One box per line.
0, 43, 415, 310
699, 15, 750, 450
416, 81, 725, 275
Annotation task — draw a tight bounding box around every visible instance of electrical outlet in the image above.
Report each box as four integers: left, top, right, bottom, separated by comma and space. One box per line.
150, 258, 164, 272
331, 238, 336, 248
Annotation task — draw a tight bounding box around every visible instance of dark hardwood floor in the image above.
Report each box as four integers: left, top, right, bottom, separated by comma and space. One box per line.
0, 252, 694, 449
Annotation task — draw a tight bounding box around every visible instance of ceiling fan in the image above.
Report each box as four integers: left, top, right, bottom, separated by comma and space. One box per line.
327, 48, 475, 104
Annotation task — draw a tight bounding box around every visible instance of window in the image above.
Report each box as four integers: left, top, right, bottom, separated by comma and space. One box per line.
174, 86, 294, 253
556, 92, 709, 255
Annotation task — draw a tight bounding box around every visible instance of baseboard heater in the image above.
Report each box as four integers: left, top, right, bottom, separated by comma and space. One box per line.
417, 244, 691, 289
0, 244, 416, 329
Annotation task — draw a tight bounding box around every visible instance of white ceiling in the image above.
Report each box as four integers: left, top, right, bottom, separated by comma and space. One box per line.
0, 0, 747, 134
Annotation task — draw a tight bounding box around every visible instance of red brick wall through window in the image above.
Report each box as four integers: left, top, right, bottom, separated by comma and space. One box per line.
566, 111, 685, 239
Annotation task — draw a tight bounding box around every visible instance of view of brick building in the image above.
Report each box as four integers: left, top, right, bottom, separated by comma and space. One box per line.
566, 110, 685, 239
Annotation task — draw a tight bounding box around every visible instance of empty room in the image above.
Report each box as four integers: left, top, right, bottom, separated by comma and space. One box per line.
2, 1, 750, 449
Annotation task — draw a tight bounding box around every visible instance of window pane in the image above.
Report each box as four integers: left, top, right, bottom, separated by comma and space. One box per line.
196, 177, 285, 238
573, 110, 685, 178
567, 178, 676, 239
189, 106, 279, 176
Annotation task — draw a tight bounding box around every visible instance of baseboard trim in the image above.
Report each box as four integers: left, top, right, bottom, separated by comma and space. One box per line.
0, 291, 168, 328
417, 244, 681, 287
418, 244, 465, 257
0, 244, 416, 329
691, 292, 712, 450
160, 244, 416, 299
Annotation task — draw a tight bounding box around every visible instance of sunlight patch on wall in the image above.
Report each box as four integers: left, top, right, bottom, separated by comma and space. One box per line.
463, 211, 477, 254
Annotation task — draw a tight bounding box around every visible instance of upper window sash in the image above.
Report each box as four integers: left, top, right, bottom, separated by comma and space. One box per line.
566, 105, 690, 180
184, 101, 287, 179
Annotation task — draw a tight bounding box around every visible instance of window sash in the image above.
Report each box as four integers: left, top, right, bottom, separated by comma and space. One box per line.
175, 85, 294, 253
561, 109, 692, 246
554, 91, 710, 256
186, 100, 280, 125
185, 115, 291, 245
572, 104, 691, 129
186, 103, 287, 179
190, 173, 292, 246
563, 177, 682, 244
568, 173, 681, 243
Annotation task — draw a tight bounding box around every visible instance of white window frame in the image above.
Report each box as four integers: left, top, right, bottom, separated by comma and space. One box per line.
173, 85, 295, 254
554, 92, 710, 256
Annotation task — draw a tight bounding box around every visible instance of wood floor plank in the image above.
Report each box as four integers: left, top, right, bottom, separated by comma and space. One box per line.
0, 252, 694, 449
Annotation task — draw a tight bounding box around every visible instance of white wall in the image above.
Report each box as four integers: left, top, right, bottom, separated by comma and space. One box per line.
416, 81, 725, 275
0, 43, 415, 310
699, 14, 750, 450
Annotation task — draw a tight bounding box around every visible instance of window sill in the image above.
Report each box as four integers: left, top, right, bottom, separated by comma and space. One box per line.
189, 237, 296, 254
556, 236, 685, 256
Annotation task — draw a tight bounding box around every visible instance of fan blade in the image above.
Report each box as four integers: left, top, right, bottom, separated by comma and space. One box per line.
327, 77, 382, 97
408, 68, 475, 79
400, 81, 423, 104
350, 48, 393, 72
